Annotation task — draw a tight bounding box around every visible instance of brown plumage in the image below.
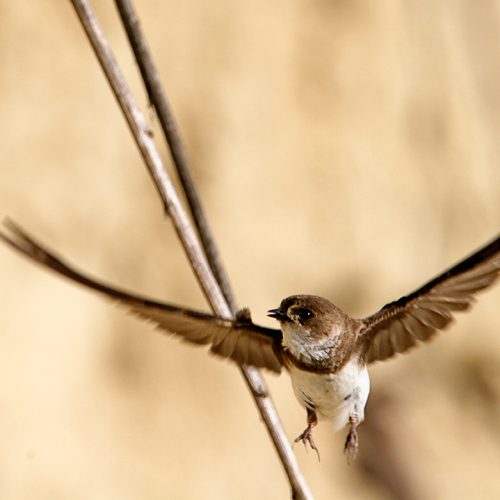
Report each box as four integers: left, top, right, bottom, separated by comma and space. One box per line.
359, 234, 500, 363
1, 219, 499, 461
0, 219, 283, 373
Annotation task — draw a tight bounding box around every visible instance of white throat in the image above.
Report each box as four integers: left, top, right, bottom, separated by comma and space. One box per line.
281, 322, 340, 364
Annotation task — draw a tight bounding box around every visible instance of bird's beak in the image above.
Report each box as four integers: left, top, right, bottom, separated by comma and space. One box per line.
267, 308, 288, 321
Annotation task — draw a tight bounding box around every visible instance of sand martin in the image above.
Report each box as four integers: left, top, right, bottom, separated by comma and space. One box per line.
1, 220, 499, 461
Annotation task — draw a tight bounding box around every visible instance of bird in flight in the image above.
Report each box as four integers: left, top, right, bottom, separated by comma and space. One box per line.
1, 219, 499, 462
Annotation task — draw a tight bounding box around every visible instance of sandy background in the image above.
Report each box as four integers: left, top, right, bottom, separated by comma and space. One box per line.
1, 1, 499, 499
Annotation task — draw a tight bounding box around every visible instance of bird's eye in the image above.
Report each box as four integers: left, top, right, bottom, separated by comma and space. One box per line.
292, 307, 314, 324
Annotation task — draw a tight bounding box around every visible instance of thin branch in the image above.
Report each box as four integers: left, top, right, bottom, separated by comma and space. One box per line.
114, 0, 237, 314
68, 1, 312, 499
69, 0, 227, 314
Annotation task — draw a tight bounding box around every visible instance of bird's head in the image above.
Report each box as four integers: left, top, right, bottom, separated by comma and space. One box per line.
268, 295, 353, 365
268, 295, 347, 337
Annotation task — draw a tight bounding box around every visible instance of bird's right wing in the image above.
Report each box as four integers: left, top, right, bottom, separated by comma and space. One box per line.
0, 220, 283, 373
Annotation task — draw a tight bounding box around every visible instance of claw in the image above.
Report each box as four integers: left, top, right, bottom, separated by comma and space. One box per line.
344, 415, 359, 464
293, 408, 320, 460
294, 426, 321, 461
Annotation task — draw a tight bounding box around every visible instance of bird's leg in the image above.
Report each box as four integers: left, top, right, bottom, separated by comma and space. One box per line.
344, 414, 359, 464
294, 408, 320, 460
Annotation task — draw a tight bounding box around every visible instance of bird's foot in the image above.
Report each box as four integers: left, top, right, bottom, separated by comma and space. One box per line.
294, 408, 320, 460
294, 426, 321, 461
344, 416, 359, 464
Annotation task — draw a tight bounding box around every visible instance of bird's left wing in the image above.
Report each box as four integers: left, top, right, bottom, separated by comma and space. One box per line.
0, 220, 283, 373
358, 235, 500, 363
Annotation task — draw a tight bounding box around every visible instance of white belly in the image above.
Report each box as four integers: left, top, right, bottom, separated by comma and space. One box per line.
289, 359, 370, 431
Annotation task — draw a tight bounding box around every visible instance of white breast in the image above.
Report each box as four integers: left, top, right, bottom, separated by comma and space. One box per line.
289, 358, 370, 432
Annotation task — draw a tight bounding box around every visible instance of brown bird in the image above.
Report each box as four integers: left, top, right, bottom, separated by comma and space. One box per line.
1, 219, 499, 461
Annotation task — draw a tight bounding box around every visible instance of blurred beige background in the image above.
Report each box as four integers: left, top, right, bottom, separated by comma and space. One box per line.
1, 1, 499, 499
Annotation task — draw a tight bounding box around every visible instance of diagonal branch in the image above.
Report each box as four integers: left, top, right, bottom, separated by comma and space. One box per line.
114, 0, 237, 313
68, 1, 312, 499
70, 0, 226, 313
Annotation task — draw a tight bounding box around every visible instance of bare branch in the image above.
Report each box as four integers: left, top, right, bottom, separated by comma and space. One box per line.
69, 0, 227, 314
68, 1, 313, 499
114, 0, 237, 313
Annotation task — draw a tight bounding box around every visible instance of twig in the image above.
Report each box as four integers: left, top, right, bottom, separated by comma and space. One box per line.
68, 1, 312, 499
69, 0, 226, 312
114, 0, 237, 314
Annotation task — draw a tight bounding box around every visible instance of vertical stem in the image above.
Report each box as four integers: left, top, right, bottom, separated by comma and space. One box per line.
68, 1, 313, 498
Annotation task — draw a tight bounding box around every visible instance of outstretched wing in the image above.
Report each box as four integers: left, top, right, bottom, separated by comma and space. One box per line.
0, 220, 283, 373
359, 235, 500, 363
